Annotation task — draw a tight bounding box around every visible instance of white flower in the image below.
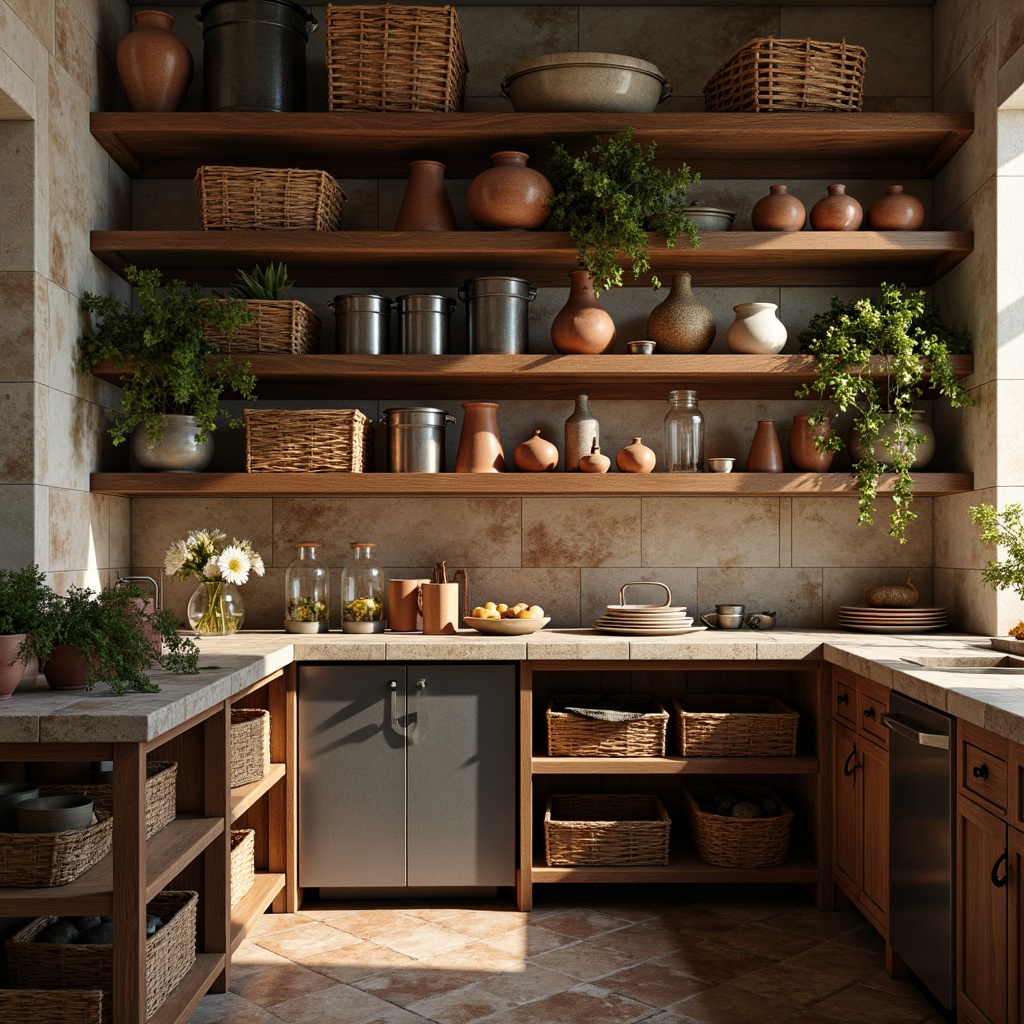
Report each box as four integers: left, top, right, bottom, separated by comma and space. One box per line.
203, 558, 221, 579
218, 545, 251, 585
251, 552, 266, 577
163, 539, 188, 577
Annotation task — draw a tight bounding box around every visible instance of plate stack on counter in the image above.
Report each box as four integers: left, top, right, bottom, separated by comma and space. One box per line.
593, 582, 707, 636
837, 606, 948, 633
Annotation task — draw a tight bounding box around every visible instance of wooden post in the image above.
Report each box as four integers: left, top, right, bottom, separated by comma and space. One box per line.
113, 741, 147, 1024
517, 661, 533, 912
204, 706, 230, 992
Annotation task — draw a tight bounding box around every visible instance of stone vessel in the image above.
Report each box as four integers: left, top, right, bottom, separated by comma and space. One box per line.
646, 272, 716, 353
466, 151, 553, 230
809, 184, 863, 231
751, 185, 806, 231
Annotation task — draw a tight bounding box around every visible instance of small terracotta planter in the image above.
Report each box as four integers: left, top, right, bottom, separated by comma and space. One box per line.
0, 633, 29, 699
42, 645, 91, 691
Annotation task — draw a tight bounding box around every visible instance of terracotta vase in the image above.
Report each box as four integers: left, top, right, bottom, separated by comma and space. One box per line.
645, 272, 717, 353
617, 437, 656, 474
551, 271, 616, 354
394, 160, 457, 231
867, 185, 925, 230
579, 438, 610, 473
810, 184, 863, 231
455, 402, 506, 472
514, 429, 559, 472
466, 151, 553, 230
564, 395, 599, 473
0, 634, 28, 699
725, 302, 787, 354
42, 645, 90, 691
116, 10, 193, 113
744, 420, 784, 472
850, 410, 935, 469
789, 414, 834, 472
751, 184, 806, 231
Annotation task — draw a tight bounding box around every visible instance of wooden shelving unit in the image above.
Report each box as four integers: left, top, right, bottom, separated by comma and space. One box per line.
532, 754, 820, 774
231, 871, 286, 952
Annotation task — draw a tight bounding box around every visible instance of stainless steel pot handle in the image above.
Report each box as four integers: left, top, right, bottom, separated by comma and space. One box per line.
881, 711, 949, 749
659, 82, 673, 104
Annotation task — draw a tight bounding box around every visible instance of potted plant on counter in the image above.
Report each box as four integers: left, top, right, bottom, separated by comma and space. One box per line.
970, 502, 1024, 642
0, 565, 50, 699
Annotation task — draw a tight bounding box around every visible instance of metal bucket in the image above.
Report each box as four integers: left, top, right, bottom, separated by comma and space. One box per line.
381, 408, 455, 473
330, 294, 392, 354
459, 277, 537, 354
396, 295, 457, 355
197, 0, 317, 112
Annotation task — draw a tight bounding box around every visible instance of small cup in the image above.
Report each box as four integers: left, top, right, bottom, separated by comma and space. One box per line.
418, 582, 460, 636
387, 578, 431, 632
746, 612, 777, 630
16, 794, 94, 833
626, 340, 657, 355
0, 783, 40, 831
716, 604, 745, 616
707, 458, 735, 473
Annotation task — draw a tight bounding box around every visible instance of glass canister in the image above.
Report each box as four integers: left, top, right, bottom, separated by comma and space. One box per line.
284, 542, 329, 633
664, 389, 705, 472
341, 541, 385, 633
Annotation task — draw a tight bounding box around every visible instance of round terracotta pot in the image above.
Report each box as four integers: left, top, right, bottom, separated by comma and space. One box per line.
579, 441, 611, 473
616, 437, 656, 473
0, 633, 29, 699
454, 402, 506, 473
551, 270, 616, 354
751, 184, 806, 231
466, 151, 553, 230
394, 160, 457, 231
646, 272, 717, 353
867, 185, 925, 230
744, 420, 784, 472
809, 183, 864, 231
514, 429, 559, 472
116, 10, 193, 113
42, 645, 91, 691
789, 414, 834, 471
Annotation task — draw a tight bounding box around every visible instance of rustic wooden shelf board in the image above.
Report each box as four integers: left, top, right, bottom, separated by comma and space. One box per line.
531, 754, 820, 774
231, 871, 287, 952
230, 762, 286, 824
145, 816, 225, 901
148, 953, 226, 1024
530, 850, 818, 883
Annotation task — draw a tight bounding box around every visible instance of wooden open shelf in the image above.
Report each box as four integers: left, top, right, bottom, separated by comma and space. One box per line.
149, 953, 226, 1024
532, 755, 820, 774
230, 763, 286, 824
231, 871, 286, 952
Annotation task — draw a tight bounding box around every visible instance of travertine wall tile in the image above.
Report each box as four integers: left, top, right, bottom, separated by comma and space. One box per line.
994, 174, 1024, 382
823, 567, 935, 624
64, 0, 127, 62
0, 484, 46, 569
0, 120, 36, 273
0, 383, 36, 483
0, 271, 39, 381
933, 487, 991, 570
581, 568, 698, 626
41, 388, 107, 490
934, 0, 1002, 93
522, 497, 641, 567
1000, 2, 1024, 70
934, 565, 999, 633
696, 566, 823, 627
6, 0, 54, 52
465, 567, 580, 628
48, 485, 108, 574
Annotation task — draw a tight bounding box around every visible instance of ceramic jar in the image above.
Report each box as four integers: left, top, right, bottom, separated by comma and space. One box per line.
116, 10, 193, 113
850, 410, 935, 469
867, 185, 925, 230
340, 543, 385, 633
514, 429, 559, 471
810, 184, 863, 231
789, 414, 834, 471
617, 437, 656, 473
394, 160, 457, 231
466, 151, 553, 230
455, 402, 506, 472
551, 271, 616, 354
744, 420, 784, 472
726, 303, 787, 354
131, 414, 213, 472
751, 185, 806, 231
564, 394, 599, 472
0, 634, 29, 699
578, 439, 611, 473
645, 272, 717, 353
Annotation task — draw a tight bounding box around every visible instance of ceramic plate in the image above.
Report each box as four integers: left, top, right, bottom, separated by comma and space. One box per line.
608, 604, 687, 613
841, 622, 947, 634
463, 616, 550, 635
839, 606, 947, 614
593, 623, 708, 636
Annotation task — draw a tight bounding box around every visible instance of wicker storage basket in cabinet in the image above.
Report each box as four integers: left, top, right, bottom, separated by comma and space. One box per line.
207, 300, 321, 356
671, 695, 799, 757
683, 785, 793, 868
0, 988, 104, 1024
231, 708, 271, 787
244, 409, 374, 473
544, 794, 671, 866
547, 695, 669, 757
0, 811, 111, 888
230, 828, 256, 907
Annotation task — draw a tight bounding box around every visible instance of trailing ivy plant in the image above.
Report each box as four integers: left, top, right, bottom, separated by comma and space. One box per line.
546, 127, 701, 293
795, 282, 973, 543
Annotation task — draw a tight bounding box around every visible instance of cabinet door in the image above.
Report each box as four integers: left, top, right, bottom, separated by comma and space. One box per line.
859, 739, 888, 933
1009, 827, 1024, 1024
406, 663, 515, 886
832, 719, 861, 900
297, 664, 407, 887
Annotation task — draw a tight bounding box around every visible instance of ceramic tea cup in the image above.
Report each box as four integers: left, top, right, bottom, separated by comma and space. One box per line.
701, 612, 744, 629
388, 578, 431, 632
707, 457, 735, 473
746, 611, 777, 630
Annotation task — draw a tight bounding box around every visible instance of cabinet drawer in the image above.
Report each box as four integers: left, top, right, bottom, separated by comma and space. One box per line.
832, 671, 856, 727
959, 722, 1008, 813
858, 679, 889, 748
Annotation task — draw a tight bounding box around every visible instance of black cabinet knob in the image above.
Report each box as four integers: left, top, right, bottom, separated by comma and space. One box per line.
837, 693, 849, 706
973, 764, 989, 780
863, 706, 876, 720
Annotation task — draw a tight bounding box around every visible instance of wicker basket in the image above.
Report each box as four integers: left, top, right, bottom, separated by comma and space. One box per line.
0, 810, 112, 888
703, 37, 867, 113
544, 794, 671, 866
244, 409, 374, 473
40, 761, 177, 841
683, 785, 793, 868
231, 708, 271, 787
230, 828, 256, 907
672, 695, 799, 757
547, 695, 669, 757
195, 166, 346, 230
0, 989, 103, 1024
326, 4, 468, 112
208, 300, 321, 356
6, 890, 198, 1024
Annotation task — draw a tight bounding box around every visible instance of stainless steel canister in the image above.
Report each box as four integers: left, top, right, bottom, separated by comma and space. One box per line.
381, 407, 456, 473
458, 277, 537, 354
396, 295, 457, 354
329, 294, 393, 354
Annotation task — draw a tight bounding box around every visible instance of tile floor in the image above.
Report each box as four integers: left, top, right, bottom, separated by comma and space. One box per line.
189, 886, 946, 1024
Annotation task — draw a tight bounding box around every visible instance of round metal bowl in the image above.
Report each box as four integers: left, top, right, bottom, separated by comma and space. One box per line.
500, 52, 671, 113
686, 207, 736, 232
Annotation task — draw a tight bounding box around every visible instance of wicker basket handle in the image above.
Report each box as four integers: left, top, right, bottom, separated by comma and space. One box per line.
618, 581, 672, 607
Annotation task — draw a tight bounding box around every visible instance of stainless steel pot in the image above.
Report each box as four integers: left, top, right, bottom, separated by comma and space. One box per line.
458, 277, 537, 354
330, 294, 393, 354
396, 295, 457, 355
380, 407, 455, 473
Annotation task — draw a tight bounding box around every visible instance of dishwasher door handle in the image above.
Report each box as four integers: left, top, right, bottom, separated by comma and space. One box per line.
881, 711, 950, 749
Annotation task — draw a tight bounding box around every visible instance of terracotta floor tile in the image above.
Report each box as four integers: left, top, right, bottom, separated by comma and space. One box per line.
598, 961, 710, 1008
689, 888, 811, 923
656, 906, 743, 937
653, 940, 773, 984
229, 962, 340, 1007
833, 922, 886, 954
478, 982, 654, 1024
813, 981, 939, 1022
774, 1011, 847, 1024
781, 940, 887, 985
186, 991, 286, 1024
587, 920, 690, 959
407, 982, 517, 1024
254, 920, 362, 960
729, 962, 852, 1004
717, 922, 821, 960
472, 962, 578, 1004
295, 907, 424, 935
353, 962, 490, 1006
269, 981, 405, 1024
439, 908, 536, 939
370, 921, 476, 960
533, 908, 634, 940
766, 905, 865, 941
417, 940, 528, 973
528, 938, 648, 980
670, 981, 802, 1024
296, 938, 417, 983
481, 922, 584, 957
230, 939, 295, 974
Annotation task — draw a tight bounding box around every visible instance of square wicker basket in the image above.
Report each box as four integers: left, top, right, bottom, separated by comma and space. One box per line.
0, 989, 104, 1024
231, 708, 271, 787
683, 785, 793, 868
208, 300, 321, 356
544, 793, 671, 866
326, 4, 468, 112
547, 695, 669, 757
0, 810, 112, 888
230, 828, 256, 907
671, 695, 799, 757
703, 37, 867, 113
244, 409, 374, 474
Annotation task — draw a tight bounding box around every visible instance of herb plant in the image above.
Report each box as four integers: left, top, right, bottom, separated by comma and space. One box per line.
0, 564, 49, 637
795, 282, 973, 543
228, 262, 294, 301
970, 504, 1024, 618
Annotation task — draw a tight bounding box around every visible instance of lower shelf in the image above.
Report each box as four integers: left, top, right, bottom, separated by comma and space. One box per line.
231, 762, 287, 823
149, 952, 226, 1024
532, 755, 820, 774
231, 871, 287, 952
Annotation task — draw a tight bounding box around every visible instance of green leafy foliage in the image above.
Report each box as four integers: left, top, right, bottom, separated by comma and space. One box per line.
0, 564, 49, 636
78, 265, 257, 447
228, 262, 294, 301
795, 283, 973, 544
971, 503, 1024, 602
546, 127, 701, 293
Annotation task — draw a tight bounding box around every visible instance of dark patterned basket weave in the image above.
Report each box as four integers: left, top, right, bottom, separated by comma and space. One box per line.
230, 828, 256, 907
672, 695, 799, 757
0, 988, 103, 1024
326, 4, 468, 112
0, 810, 112, 888
544, 794, 671, 866
195, 166, 346, 230
230, 708, 271, 787
208, 300, 321, 356
6, 890, 198, 1024
244, 409, 374, 473
704, 37, 867, 112
683, 785, 793, 868
547, 695, 669, 757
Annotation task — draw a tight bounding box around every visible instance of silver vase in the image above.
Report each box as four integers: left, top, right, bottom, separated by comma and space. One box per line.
131, 414, 213, 472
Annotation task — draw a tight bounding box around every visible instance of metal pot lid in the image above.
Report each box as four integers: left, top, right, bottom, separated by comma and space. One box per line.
686, 206, 737, 217
382, 407, 453, 417
504, 51, 666, 84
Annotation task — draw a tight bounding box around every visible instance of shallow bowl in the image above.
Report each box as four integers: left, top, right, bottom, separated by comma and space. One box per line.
16, 794, 94, 833
626, 340, 657, 355
707, 457, 736, 473
464, 616, 550, 635
686, 206, 736, 232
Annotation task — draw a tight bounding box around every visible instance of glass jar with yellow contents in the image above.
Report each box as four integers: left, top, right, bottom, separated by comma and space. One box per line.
341, 541, 385, 633
284, 542, 329, 633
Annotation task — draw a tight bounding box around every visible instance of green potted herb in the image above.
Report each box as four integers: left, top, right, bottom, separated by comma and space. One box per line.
0, 565, 51, 699
970, 503, 1024, 638
795, 282, 973, 543
546, 127, 701, 293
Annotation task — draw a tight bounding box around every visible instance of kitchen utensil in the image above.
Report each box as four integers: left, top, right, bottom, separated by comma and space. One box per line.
381, 407, 455, 473
419, 582, 460, 635
460, 276, 536, 354
16, 794, 94, 833
463, 615, 550, 635
685, 206, 736, 231
717, 604, 745, 615
701, 612, 744, 629
746, 611, 777, 630
388, 578, 431, 632
396, 294, 457, 354
331, 294, 393, 354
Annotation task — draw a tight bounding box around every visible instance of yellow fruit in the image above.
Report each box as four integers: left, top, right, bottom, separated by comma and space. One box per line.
496, 603, 508, 614
484, 610, 501, 620
472, 606, 487, 618
484, 601, 497, 611
528, 604, 544, 618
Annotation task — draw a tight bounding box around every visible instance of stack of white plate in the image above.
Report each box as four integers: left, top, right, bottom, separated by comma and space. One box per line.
594, 603, 706, 636
838, 606, 948, 633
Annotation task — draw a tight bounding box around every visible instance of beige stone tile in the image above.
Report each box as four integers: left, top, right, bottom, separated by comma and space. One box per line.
231, 962, 340, 1008
716, 921, 820, 961
362, 919, 474, 960
270, 981, 406, 1024
670, 981, 799, 1023
465, 567, 579, 627
48, 486, 108, 574
353, 961, 491, 1007
597, 961, 708, 1010
730, 960, 851, 1005
255, 920, 362, 961
293, 938, 416, 983
56, 1, 97, 99
523, 497, 640, 567
480, 982, 653, 1024
0, 271, 38, 381
934, 564, 999, 635
7, 0, 54, 51
654, 941, 772, 985
813, 979, 938, 1021
0, 383, 36, 484
186, 990, 284, 1024
823, 568, 934, 623
936, 0, 1003, 90
696, 567, 822, 628
0, 484, 46, 569
525, 630, 631, 659
482, 922, 581, 958
934, 487, 992, 571
406, 983, 519, 1024
586, 920, 689, 960
43, 390, 109, 491
64, 0, 128, 58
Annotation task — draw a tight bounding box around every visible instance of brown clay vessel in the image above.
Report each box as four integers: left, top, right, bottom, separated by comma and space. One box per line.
579, 438, 611, 473
42, 645, 90, 691
551, 270, 616, 354
0, 634, 28, 699
751, 184, 806, 231
617, 437, 656, 474
514, 429, 559, 472
466, 151, 553, 230
395, 160, 457, 231
744, 420, 784, 473
646, 272, 716, 353
454, 402, 506, 473
809, 184, 863, 231
867, 185, 925, 230
788, 414, 834, 471
116, 10, 193, 113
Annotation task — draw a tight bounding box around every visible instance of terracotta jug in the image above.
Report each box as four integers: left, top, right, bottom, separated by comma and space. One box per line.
751, 184, 806, 231
116, 10, 193, 113
646, 272, 717, 353
789, 414, 834, 472
454, 402, 506, 473
867, 185, 925, 230
394, 160, 457, 231
551, 271, 616, 354
514, 429, 559, 472
564, 394, 599, 472
810, 184, 863, 231
579, 437, 610, 473
617, 437, 656, 474
466, 151, 553, 230
744, 420, 784, 472
726, 302, 787, 354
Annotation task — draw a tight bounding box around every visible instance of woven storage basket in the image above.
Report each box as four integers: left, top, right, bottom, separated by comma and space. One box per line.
40, 760, 177, 840
703, 37, 867, 113
544, 793, 671, 866
0, 988, 103, 1024
6, 890, 198, 1024
244, 409, 374, 473
672, 695, 799, 757
547, 695, 669, 757
0, 810, 111, 888
683, 785, 793, 868
195, 166, 346, 230
326, 4, 468, 112
208, 300, 321, 356
230, 828, 256, 907
231, 708, 271, 787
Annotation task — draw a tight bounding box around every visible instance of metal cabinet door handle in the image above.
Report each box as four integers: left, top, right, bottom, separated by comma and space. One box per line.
863, 706, 876, 720
992, 850, 1008, 888
973, 764, 989, 780
837, 693, 849, 706
389, 680, 405, 732
843, 746, 860, 776
880, 712, 950, 749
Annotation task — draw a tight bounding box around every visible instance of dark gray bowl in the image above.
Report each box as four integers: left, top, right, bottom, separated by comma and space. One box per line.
16, 794, 94, 833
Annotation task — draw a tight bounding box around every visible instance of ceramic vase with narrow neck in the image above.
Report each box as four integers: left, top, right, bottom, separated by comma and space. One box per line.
726, 302, 788, 354
789, 414, 834, 471
564, 394, 599, 473
850, 409, 935, 469
116, 10, 193, 113
867, 185, 925, 230
551, 271, 616, 354
744, 420, 784, 472
646, 272, 717, 353
455, 402, 506, 472
617, 437, 656, 474
809, 183, 863, 231
466, 151, 553, 230
394, 160, 458, 231
751, 184, 806, 231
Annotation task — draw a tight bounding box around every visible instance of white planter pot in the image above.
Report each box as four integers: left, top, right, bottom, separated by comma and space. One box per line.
725, 302, 787, 354
850, 410, 935, 469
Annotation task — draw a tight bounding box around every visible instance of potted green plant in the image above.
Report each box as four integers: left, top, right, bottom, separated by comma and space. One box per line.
0, 565, 51, 699
545, 127, 701, 294
795, 282, 973, 543
78, 264, 257, 471
970, 502, 1024, 639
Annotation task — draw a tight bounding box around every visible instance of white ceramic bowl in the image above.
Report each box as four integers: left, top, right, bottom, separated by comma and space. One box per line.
464, 616, 550, 635
707, 457, 736, 473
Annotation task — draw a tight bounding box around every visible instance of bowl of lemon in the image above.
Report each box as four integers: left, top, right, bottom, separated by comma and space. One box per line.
465, 602, 550, 635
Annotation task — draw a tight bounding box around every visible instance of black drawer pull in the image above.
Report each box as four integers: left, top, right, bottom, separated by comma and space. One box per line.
843, 747, 860, 777
992, 851, 1008, 888
837, 693, 849, 706
863, 706, 876, 721
973, 764, 989, 780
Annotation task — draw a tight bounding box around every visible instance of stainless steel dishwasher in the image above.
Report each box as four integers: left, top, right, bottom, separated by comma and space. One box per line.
883, 691, 956, 1013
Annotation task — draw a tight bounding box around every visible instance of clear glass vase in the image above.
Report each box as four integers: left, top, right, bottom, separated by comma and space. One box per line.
285, 543, 330, 633
341, 542, 385, 633
187, 579, 245, 636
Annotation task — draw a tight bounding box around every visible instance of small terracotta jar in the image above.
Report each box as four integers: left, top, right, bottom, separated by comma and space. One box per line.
809, 184, 863, 231
751, 184, 806, 231
789, 414, 834, 472
551, 270, 616, 354
394, 160, 457, 231
579, 437, 610, 473
454, 402, 506, 473
514, 429, 559, 472
867, 185, 925, 230
116, 10, 193, 112
646, 272, 717, 353
466, 151, 553, 230
617, 437, 656, 474
744, 420, 784, 473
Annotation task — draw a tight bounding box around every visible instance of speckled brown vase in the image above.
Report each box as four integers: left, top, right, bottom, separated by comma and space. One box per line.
579, 438, 611, 473
514, 429, 559, 472
751, 184, 806, 231
867, 185, 925, 230
744, 420, 784, 472
116, 10, 193, 113
466, 151, 553, 230
789, 414, 834, 472
810, 183, 863, 231
394, 160, 457, 231
617, 437, 656, 473
454, 402, 506, 473
551, 271, 616, 354
645, 272, 716, 353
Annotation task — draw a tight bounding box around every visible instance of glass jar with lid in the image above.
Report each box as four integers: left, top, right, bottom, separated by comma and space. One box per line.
341, 541, 385, 633
284, 542, 330, 633
664, 389, 705, 472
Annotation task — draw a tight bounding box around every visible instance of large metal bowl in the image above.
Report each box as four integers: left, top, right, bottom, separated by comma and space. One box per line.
500, 52, 671, 113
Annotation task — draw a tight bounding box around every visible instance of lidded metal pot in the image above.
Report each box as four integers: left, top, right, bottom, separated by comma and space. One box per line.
458, 276, 537, 354
396, 294, 457, 354
380, 407, 456, 473
329, 294, 393, 354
